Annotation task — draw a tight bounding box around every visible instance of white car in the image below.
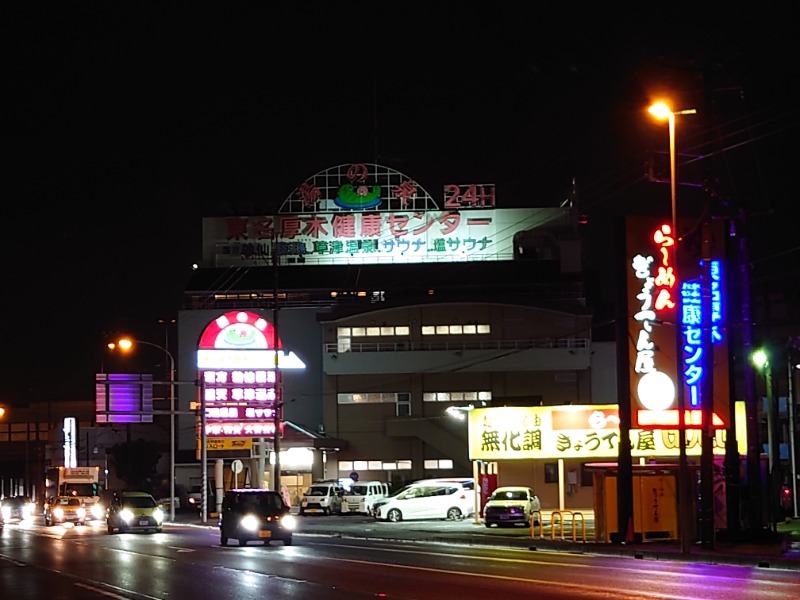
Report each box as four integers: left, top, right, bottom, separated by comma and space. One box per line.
483, 485, 540, 528
372, 482, 474, 522
299, 481, 344, 516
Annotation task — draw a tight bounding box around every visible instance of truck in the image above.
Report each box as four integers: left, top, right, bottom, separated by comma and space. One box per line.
44, 466, 105, 521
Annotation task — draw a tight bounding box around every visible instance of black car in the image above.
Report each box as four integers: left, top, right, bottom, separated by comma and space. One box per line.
218, 489, 295, 546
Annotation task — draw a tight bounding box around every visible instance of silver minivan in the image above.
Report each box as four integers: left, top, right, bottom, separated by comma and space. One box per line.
299, 481, 344, 516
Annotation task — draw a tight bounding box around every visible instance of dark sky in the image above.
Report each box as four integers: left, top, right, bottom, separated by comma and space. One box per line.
4, 5, 799, 405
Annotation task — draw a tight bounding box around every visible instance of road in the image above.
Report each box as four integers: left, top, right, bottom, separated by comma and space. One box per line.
1, 515, 798, 599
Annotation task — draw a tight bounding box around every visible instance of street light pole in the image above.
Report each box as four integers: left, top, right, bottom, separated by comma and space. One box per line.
753, 348, 779, 532
117, 338, 177, 522
788, 338, 799, 518
649, 101, 696, 554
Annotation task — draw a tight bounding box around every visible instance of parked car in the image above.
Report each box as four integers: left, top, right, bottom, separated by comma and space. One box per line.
483, 485, 540, 528
341, 480, 390, 515
299, 480, 344, 516
372, 481, 474, 522
44, 496, 87, 526
1, 496, 36, 524
218, 488, 295, 546
106, 492, 164, 534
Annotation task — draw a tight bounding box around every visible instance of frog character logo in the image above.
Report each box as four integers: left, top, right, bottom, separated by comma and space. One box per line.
334, 163, 382, 209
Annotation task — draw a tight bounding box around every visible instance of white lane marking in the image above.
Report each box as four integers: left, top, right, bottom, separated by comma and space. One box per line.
0, 554, 27, 567
75, 582, 134, 600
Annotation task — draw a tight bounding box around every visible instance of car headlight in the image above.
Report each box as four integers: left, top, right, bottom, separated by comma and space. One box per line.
77, 507, 86, 518
240, 514, 259, 531
2, 506, 11, 520
119, 509, 134, 523
188, 498, 197, 505
53, 507, 64, 519
153, 508, 164, 523
91, 504, 105, 519
280, 514, 297, 530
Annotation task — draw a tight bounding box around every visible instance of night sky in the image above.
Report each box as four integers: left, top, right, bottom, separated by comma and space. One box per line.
4, 5, 798, 406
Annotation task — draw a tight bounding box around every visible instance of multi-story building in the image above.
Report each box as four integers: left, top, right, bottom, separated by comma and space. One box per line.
175, 162, 602, 509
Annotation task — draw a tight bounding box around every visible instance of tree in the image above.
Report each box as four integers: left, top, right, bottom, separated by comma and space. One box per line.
109, 438, 161, 491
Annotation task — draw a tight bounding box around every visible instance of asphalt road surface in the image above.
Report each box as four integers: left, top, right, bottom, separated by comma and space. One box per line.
1, 516, 798, 600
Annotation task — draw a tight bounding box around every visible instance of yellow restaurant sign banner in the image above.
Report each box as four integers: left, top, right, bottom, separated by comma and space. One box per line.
467, 403, 746, 461
200, 438, 254, 451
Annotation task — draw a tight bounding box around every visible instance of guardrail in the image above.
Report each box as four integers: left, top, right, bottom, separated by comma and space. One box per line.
530, 510, 545, 539
549, 510, 586, 543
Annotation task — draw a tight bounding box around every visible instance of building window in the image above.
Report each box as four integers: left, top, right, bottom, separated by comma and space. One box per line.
580, 463, 595, 487
423, 391, 492, 403
544, 462, 558, 483
396, 392, 411, 417
338, 392, 410, 405
338, 325, 410, 337
423, 459, 454, 470
421, 324, 491, 335
338, 460, 412, 472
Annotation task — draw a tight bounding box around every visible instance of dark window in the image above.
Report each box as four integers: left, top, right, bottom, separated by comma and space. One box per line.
544, 463, 558, 484
580, 464, 594, 487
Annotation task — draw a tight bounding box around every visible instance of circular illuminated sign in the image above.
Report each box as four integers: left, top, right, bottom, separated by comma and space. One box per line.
637, 370, 675, 412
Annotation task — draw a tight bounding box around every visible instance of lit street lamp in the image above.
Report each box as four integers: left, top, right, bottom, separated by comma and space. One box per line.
116, 337, 177, 522
648, 100, 696, 553
752, 348, 780, 531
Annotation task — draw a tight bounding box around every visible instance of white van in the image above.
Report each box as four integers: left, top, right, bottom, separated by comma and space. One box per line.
299, 480, 344, 516
341, 481, 390, 515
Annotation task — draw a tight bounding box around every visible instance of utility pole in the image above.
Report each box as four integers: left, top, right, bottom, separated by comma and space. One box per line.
272, 227, 282, 494
736, 209, 764, 532
699, 211, 715, 549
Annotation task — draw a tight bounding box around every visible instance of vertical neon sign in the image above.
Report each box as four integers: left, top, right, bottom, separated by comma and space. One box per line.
680, 260, 725, 407
631, 223, 678, 415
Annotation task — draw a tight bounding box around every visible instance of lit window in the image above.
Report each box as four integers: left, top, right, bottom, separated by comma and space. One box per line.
421, 326, 435, 335
463, 325, 477, 334
396, 326, 410, 335
352, 327, 366, 337
337, 327, 351, 337
366, 327, 380, 336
